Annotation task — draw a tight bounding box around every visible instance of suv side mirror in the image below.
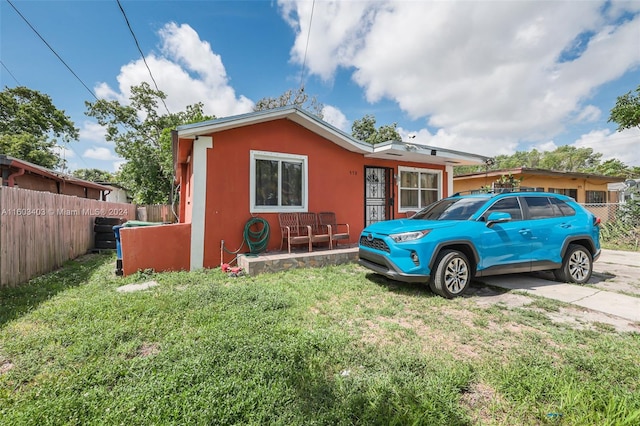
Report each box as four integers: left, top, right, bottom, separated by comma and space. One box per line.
486, 211, 511, 227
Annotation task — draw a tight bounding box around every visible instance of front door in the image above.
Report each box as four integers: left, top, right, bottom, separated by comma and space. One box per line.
364, 166, 394, 226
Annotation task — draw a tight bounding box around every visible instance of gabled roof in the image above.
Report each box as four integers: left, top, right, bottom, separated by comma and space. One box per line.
175, 106, 489, 166
454, 167, 626, 182
177, 106, 372, 154
0, 155, 111, 191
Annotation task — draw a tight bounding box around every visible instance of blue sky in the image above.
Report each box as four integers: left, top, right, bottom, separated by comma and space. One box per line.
2, 0, 639, 173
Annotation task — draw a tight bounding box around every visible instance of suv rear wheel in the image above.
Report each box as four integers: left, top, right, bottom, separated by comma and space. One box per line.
553, 244, 593, 284
429, 250, 471, 298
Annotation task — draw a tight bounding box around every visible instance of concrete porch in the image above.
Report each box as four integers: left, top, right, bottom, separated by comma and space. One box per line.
237, 244, 359, 276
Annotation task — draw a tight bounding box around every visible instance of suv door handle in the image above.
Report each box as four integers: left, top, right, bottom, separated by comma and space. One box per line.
560, 223, 571, 228
519, 229, 531, 235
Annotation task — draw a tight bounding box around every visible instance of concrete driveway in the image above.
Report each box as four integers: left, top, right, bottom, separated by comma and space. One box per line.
476, 249, 640, 326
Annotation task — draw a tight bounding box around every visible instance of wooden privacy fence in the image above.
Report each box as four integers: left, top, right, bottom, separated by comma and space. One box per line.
136, 204, 177, 223
0, 187, 135, 288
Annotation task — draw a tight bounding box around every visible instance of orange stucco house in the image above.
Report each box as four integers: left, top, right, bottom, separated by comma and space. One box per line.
453, 167, 625, 203
119, 106, 488, 275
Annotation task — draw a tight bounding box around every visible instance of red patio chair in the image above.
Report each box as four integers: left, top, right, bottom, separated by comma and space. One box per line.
299, 212, 332, 250
318, 212, 350, 247
278, 213, 312, 253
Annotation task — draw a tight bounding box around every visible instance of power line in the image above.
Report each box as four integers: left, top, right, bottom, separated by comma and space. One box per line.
116, 0, 171, 115
298, 0, 316, 91
5, 0, 93, 170
6, 0, 98, 101
0, 60, 21, 86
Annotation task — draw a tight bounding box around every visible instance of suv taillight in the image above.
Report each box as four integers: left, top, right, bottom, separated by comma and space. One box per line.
594, 217, 601, 227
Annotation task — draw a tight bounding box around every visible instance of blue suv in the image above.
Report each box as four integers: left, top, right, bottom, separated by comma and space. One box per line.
359, 192, 601, 298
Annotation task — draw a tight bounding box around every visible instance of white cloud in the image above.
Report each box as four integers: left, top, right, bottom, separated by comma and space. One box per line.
279, 0, 377, 81
322, 104, 350, 132
112, 160, 127, 172
574, 105, 601, 123
79, 121, 108, 143
94, 82, 120, 102
83, 147, 120, 161
572, 127, 640, 166
95, 22, 254, 118
397, 126, 518, 158
533, 141, 559, 153
65, 161, 80, 172
281, 0, 640, 150
53, 144, 75, 159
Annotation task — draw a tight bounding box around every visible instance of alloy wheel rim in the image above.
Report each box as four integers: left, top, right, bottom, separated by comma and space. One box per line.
444, 257, 468, 294
568, 250, 589, 281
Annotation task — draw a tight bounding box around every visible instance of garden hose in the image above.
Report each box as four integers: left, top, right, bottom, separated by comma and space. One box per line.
244, 217, 270, 254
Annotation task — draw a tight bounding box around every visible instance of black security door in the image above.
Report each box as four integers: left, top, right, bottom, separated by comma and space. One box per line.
364, 166, 394, 226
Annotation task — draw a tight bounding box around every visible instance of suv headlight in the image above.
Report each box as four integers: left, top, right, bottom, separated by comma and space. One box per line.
389, 230, 430, 243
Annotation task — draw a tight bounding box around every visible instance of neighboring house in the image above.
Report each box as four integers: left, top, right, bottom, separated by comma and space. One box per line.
119, 106, 488, 275
0, 155, 109, 200
608, 179, 640, 204
100, 183, 132, 204
454, 167, 625, 204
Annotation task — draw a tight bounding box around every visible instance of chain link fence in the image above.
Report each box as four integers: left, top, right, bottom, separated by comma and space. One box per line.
583, 203, 640, 251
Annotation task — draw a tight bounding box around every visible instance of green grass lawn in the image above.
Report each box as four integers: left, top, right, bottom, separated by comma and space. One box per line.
1, 254, 639, 425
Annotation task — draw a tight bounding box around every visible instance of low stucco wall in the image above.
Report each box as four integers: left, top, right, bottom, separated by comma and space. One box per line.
121, 223, 191, 276
237, 247, 358, 276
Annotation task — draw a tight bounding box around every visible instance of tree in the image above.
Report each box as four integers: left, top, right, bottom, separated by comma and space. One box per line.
0, 86, 78, 169
609, 85, 640, 131
628, 166, 640, 178
589, 158, 630, 177
479, 146, 601, 172
72, 168, 114, 183
253, 87, 324, 118
538, 146, 601, 172
351, 114, 401, 144
492, 149, 543, 169
454, 146, 636, 177
85, 82, 212, 204
0, 134, 60, 169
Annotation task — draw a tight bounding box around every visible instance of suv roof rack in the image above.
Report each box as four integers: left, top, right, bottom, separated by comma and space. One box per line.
451, 189, 512, 197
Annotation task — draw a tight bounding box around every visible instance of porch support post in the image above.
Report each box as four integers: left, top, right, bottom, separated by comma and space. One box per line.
446, 165, 454, 197
190, 136, 213, 271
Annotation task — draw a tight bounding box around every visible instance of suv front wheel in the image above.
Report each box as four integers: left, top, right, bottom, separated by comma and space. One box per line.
553, 244, 593, 284
429, 250, 471, 298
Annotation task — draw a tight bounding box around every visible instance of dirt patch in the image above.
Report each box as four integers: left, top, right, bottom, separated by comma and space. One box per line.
74, 254, 97, 263
345, 293, 554, 361
460, 382, 511, 425
129, 342, 160, 359
1, 360, 14, 374
117, 280, 159, 293
465, 285, 533, 309
355, 316, 483, 360
543, 306, 640, 333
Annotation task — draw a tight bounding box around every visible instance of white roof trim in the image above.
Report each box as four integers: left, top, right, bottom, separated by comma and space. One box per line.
176, 106, 488, 165
177, 106, 371, 154
366, 141, 488, 166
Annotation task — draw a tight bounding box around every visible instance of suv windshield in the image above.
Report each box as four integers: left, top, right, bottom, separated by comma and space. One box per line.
413, 197, 488, 221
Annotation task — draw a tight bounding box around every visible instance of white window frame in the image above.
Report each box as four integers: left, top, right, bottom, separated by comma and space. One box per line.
250, 150, 308, 213
397, 166, 442, 212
